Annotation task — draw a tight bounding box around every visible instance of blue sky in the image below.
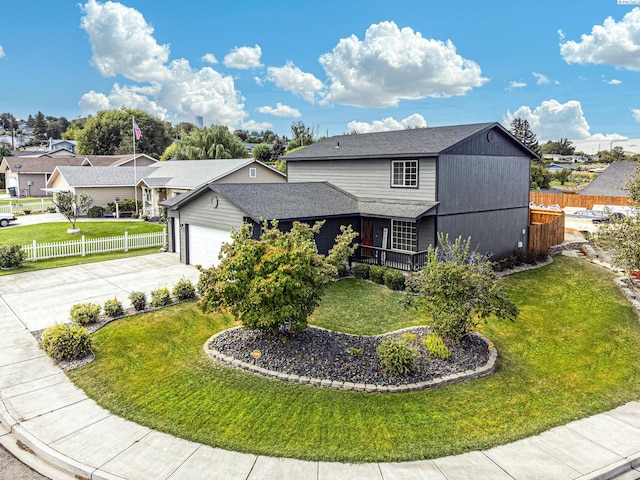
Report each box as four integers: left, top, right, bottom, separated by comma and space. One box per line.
1, 0, 640, 152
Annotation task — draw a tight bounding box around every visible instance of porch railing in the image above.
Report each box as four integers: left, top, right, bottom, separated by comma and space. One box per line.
352, 245, 428, 272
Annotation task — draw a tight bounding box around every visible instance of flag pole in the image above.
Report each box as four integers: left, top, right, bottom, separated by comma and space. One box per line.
132, 117, 138, 216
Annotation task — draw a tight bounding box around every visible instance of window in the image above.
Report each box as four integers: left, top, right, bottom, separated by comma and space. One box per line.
391, 160, 418, 187
249, 167, 257, 178
392, 220, 416, 252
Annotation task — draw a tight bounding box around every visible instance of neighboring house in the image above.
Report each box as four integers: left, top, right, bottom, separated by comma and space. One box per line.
163, 122, 535, 270
580, 162, 637, 197
137, 158, 286, 217
47, 166, 156, 208
1, 154, 158, 198
48, 139, 77, 155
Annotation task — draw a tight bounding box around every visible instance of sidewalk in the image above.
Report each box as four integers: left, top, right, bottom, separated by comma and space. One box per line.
1, 256, 640, 479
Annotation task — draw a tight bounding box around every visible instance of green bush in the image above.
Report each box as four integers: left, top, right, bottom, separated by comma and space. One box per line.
376, 337, 419, 376
337, 263, 349, 278
70, 302, 101, 325
369, 265, 386, 284
0, 243, 25, 269
423, 333, 451, 360
352, 264, 370, 280
129, 291, 147, 311
103, 297, 124, 317
87, 205, 104, 218
384, 269, 406, 290
150, 287, 172, 307
41, 324, 92, 362
172, 278, 196, 301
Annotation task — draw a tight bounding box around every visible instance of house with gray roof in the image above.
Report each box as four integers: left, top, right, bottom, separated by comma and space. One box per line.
580, 162, 637, 197
162, 122, 535, 270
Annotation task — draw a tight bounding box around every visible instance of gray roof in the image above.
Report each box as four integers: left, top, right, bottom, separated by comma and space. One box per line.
284, 122, 537, 161
580, 162, 638, 197
54, 166, 156, 186
140, 158, 282, 189
164, 182, 438, 221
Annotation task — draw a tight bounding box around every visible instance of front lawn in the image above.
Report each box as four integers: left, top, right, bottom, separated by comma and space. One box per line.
67, 257, 640, 462
1, 222, 165, 244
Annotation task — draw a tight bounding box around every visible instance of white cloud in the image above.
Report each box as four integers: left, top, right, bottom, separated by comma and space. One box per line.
557, 29, 566, 41
508, 81, 527, 89
201, 53, 218, 64
504, 99, 592, 140
0, 46, 4, 59
266, 62, 324, 103
223, 45, 263, 69
532, 72, 550, 85
346, 114, 427, 133
606, 78, 622, 85
560, 8, 640, 71
256, 103, 301, 118
79, 1, 247, 127
633, 108, 640, 122
318, 21, 488, 108
241, 119, 273, 131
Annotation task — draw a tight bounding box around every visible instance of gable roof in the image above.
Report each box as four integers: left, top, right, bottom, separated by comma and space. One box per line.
82, 154, 158, 166
50, 166, 156, 187
163, 182, 438, 221
580, 162, 637, 197
284, 122, 538, 161
0, 156, 85, 173
138, 158, 284, 189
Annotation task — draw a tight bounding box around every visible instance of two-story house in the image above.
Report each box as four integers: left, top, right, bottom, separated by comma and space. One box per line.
162, 122, 535, 269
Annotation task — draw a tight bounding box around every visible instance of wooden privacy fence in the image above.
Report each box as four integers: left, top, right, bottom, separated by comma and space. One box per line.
21, 229, 167, 261
0, 199, 54, 214
530, 192, 634, 209
529, 209, 565, 253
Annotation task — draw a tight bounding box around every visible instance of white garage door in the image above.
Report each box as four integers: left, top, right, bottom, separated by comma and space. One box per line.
188, 225, 232, 269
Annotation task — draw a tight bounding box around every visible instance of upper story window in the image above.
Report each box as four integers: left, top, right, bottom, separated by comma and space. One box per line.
391, 160, 418, 188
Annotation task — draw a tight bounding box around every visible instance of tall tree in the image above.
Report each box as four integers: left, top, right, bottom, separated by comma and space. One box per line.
32, 111, 47, 142
169, 125, 248, 160
287, 121, 316, 150
509, 118, 539, 154
76, 109, 172, 158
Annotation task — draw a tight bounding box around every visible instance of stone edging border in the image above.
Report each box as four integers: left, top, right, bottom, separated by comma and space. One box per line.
203, 327, 498, 393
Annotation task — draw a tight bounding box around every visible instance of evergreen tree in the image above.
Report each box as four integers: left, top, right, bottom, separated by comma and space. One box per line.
32, 111, 47, 142
509, 118, 539, 155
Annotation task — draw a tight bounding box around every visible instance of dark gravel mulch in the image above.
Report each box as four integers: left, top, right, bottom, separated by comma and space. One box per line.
209, 326, 491, 386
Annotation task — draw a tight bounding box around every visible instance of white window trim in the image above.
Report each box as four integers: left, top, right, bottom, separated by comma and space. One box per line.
391, 160, 418, 188
391, 220, 417, 252
249, 167, 257, 178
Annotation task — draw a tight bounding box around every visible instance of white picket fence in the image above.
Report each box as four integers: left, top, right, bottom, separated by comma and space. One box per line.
21, 229, 167, 261
0, 199, 54, 214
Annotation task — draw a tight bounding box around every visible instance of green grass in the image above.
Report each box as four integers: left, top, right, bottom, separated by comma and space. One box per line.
1, 222, 164, 244
67, 257, 640, 462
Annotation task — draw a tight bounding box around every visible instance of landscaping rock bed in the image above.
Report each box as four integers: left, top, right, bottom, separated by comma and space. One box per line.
206, 326, 494, 391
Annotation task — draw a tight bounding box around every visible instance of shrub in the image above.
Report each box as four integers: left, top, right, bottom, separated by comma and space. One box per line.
70, 302, 101, 325
0, 243, 25, 269
352, 264, 370, 280
172, 278, 196, 301
348, 347, 364, 356
369, 265, 386, 284
384, 269, 406, 290
337, 263, 349, 278
41, 324, 92, 362
376, 337, 419, 376
129, 291, 147, 311
150, 287, 172, 307
423, 333, 451, 360
87, 205, 104, 218
103, 297, 124, 317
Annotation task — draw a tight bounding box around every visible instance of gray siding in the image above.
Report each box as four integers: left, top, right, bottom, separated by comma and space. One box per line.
218, 164, 286, 184
275, 217, 361, 256
288, 158, 436, 201
417, 217, 436, 251
437, 155, 530, 215
445, 128, 530, 157
437, 207, 529, 258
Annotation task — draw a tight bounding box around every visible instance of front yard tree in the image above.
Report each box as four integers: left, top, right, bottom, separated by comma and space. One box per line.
53, 192, 92, 230
406, 234, 519, 342
592, 164, 640, 271
198, 220, 358, 334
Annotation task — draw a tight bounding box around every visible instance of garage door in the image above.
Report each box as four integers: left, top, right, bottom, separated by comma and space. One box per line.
188, 225, 232, 269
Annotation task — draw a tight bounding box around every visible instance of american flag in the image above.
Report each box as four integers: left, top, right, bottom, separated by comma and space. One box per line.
133, 119, 142, 140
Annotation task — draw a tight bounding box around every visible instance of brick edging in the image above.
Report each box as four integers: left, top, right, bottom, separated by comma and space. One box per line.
203, 327, 498, 393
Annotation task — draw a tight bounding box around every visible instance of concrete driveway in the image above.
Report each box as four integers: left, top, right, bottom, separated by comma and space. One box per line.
0, 253, 200, 332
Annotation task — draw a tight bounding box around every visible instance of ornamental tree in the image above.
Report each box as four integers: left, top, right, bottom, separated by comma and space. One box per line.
406, 234, 519, 342
197, 220, 358, 334
52, 191, 92, 230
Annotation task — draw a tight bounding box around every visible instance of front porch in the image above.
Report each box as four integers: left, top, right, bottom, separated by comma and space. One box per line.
351, 245, 428, 272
